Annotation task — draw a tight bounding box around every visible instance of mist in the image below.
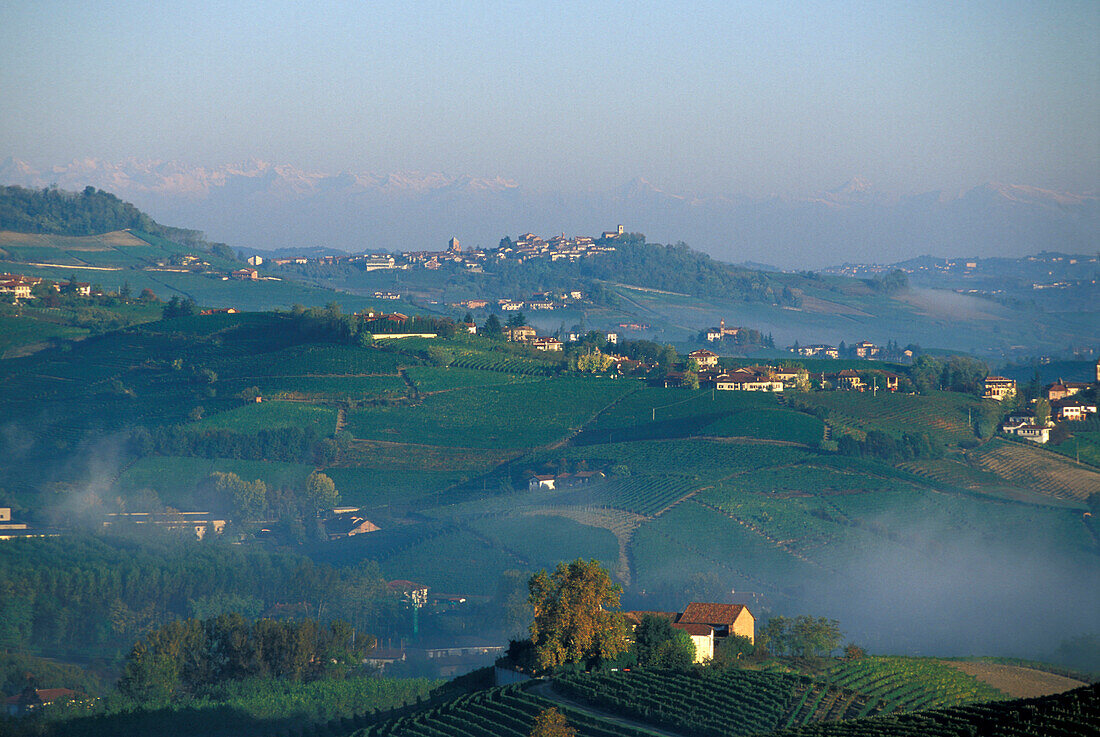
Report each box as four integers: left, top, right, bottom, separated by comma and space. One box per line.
798, 504, 1100, 660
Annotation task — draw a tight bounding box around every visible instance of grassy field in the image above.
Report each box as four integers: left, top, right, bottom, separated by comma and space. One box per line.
345, 377, 636, 449
467, 514, 619, 573
221, 375, 410, 400
378, 529, 525, 595
0, 313, 88, 356
322, 467, 467, 507
1045, 430, 1100, 469
195, 400, 338, 433
118, 456, 316, 508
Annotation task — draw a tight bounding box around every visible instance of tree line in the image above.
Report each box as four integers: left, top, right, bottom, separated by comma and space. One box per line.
0, 535, 403, 662
117, 614, 374, 701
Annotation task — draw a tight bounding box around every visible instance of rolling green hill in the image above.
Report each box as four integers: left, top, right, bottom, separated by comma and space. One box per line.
2, 310, 1097, 664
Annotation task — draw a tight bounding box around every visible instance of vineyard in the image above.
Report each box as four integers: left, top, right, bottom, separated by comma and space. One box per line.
555, 668, 799, 736
223, 343, 412, 377
355, 683, 651, 737
968, 438, 1100, 501
404, 366, 535, 393
545, 439, 818, 482
794, 391, 993, 447
821, 657, 1007, 713
554, 667, 887, 736
702, 409, 824, 445
221, 375, 410, 400
766, 682, 1099, 737
596, 474, 704, 515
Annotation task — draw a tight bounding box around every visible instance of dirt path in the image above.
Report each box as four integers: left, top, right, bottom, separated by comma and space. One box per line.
528, 679, 682, 737
945, 661, 1087, 699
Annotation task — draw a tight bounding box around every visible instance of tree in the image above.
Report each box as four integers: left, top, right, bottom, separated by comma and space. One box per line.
528, 559, 629, 672
305, 472, 340, 516
683, 369, 700, 391
483, 313, 503, 338
529, 707, 576, 737
711, 634, 755, 667
1034, 398, 1052, 427
633, 615, 694, 669
507, 312, 527, 328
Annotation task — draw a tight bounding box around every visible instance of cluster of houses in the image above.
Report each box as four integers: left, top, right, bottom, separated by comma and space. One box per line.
0, 273, 92, 301
997, 365, 1100, 443
666, 352, 902, 393
260, 226, 625, 275
505, 325, 625, 352
787, 340, 908, 360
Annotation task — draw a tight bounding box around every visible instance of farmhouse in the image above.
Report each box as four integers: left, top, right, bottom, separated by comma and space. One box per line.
531, 337, 563, 352
1001, 420, 1051, 443
833, 370, 865, 391
623, 602, 755, 663
324, 511, 380, 540
853, 340, 879, 358
983, 376, 1017, 401
688, 349, 720, 368
528, 474, 556, 491
1054, 401, 1097, 422
506, 325, 537, 342
705, 319, 741, 342
715, 367, 783, 392
1046, 381, 1090, 401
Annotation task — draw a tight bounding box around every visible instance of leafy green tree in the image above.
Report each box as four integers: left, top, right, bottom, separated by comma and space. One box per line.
711, 634, 755, 667
789, 616, 842, 658
482, 313, 503, 338
633, 615, 694, 669
683, 370, 700, 390
507, 312, 527, 328
305, 472, 340, 516
1034, 398, 1052, 426
528, 559, 629, 672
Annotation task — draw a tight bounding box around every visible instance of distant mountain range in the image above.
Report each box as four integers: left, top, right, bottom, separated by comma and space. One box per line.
2, 157, 1096, 268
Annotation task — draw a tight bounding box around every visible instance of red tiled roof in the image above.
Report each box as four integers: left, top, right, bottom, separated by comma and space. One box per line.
678, 602, 749, 626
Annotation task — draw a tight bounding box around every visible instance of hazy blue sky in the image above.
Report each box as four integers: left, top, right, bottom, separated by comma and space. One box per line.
2, 1, 1097, 195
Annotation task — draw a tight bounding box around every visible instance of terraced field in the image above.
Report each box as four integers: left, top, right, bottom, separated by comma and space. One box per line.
968, 438, 1100, 501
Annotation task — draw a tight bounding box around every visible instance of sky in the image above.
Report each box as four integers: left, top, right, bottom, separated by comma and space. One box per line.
2, 1, 1098, 196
